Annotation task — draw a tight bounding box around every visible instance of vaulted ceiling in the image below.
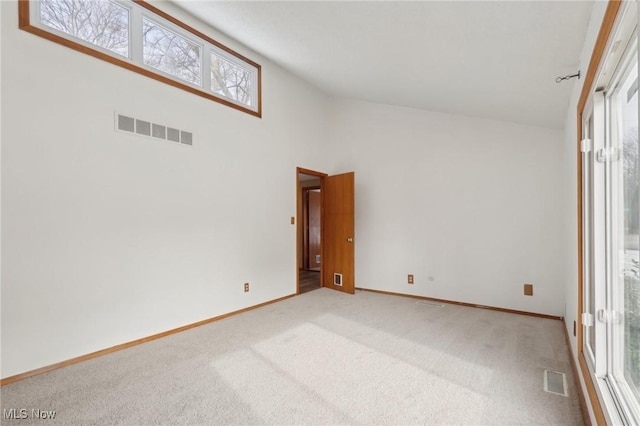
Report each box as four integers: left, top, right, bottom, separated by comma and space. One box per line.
174, 1, 594, 129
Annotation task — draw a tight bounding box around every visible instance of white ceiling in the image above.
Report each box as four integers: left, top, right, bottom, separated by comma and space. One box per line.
174, 1, 594, 129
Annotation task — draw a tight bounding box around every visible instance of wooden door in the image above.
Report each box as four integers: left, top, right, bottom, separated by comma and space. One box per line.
322, 172, 355, 294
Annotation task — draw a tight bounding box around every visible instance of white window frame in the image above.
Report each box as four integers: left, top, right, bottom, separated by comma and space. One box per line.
581, 2, 640, 424
210, 48, 259, 110
583, 94, 609, 378
31, 0, 133, 60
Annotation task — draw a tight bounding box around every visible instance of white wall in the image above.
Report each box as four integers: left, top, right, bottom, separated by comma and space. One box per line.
561, 2, 608, 425
327, 100, 565, 316
0, 0, 3, 377
0, 1, 330, 379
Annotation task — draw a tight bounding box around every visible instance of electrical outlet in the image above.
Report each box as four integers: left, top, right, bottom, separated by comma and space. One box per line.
408, 274, 414, 284
244, 282, 249, 292
524, 283, 533, 296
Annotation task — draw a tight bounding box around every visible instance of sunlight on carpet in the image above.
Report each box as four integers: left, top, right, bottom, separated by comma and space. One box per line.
212, 319, 489, 424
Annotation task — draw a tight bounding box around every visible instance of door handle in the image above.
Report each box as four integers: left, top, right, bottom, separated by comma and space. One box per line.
347, 237, 354, 243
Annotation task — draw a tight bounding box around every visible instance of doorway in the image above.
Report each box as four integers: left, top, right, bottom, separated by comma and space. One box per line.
297, 168, 326, 294
296, 167, 356, 295
303, 188, 322, 271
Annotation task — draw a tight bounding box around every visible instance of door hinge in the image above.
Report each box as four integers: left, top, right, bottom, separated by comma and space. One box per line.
596, 147, 620, 163
582, 312, 594, 327
580, 139, 592, 153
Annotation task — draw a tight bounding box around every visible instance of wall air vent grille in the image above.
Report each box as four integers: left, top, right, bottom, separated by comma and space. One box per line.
180, 131, 193, 146
152, 124, 166, 139
118, 114, 134, 132
334, 273, 343, 286
116, 113, 193, 146
167, 127, 180, 143
135, 119, 151, 136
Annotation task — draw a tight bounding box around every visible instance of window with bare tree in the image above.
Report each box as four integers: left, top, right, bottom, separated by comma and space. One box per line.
40, 0, 129, 57
22, 0, 261, 117
143, 18, 201, 86
211, 52, 252, 107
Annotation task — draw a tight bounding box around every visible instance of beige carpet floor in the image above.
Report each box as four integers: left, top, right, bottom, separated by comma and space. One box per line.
1, 288, 583, 425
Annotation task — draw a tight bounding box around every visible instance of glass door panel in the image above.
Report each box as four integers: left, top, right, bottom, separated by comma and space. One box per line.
610, 49, 640, 422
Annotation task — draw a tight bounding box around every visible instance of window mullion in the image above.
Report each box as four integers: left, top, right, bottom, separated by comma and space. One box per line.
203, 46, 212, 93
252, 67, 258, 108
130, 6, 143, 63
604, 93, 615, 381
593, 90, 609, 378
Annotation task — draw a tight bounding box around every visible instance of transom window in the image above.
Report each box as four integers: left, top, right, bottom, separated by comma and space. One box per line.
210, 51, 253, 106
40, 0, 130, 57
142, 17, 202, 86
21, 0, 261, 117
